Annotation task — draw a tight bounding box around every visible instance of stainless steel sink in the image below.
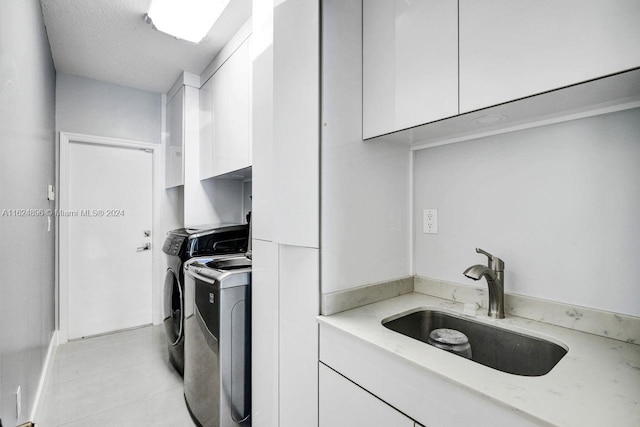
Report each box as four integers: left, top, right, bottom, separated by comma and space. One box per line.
382, 309, 567, 376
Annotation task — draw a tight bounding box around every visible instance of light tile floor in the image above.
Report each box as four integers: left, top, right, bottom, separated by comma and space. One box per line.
36, 325, 194, 426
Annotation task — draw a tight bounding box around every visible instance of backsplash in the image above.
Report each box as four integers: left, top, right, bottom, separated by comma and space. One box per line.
321, 276, 640, 345
321, 276, 413, 315
414, 276, 640, 345
413, 107, 640, 318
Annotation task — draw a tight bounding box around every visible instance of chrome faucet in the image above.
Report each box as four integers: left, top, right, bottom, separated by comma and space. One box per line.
464, 248, 505, 319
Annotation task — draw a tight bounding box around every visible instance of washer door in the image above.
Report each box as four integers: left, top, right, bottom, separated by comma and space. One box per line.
163, 269, 183, 346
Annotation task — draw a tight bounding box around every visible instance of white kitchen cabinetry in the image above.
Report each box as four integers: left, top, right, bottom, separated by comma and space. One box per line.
363, 0, 640, 145
362, 0, 458, 139
320, 322, 544, 427
272, 0, 319, 248
200, 37, 251, 179
319, 363, 414, 427
165, 86, 184, 188
251, 239, 280, 427
459, 0, 640, 112
251, 2, 320, 426
279, 245, 319, 427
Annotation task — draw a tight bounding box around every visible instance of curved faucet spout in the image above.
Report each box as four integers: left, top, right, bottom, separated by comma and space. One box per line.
463, 249, 506, 319
463, 264, 496, 282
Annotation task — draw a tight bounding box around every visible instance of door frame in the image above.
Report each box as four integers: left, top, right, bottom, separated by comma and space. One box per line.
58, 132, 162, 344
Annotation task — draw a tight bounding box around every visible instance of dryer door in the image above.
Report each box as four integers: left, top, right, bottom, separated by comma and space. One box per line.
163, 269, 183, 345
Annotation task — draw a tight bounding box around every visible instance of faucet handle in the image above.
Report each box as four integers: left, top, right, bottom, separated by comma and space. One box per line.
475, 248, 505, 272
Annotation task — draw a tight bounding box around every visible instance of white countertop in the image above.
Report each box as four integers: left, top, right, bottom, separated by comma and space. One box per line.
318, 292, 640, 427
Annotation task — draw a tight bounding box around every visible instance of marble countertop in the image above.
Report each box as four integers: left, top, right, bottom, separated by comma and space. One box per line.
318, 292, 640, 427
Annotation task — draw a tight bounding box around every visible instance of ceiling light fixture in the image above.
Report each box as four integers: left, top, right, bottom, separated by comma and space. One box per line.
145, 0, 231, 43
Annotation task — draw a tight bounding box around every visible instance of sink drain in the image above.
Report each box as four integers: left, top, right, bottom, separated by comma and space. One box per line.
427, 328, 472, 359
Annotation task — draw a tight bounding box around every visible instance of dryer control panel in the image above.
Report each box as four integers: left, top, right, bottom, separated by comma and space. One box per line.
162, 235, 186, 256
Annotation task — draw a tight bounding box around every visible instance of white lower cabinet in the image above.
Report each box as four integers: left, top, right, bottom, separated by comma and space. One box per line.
319, 363, 414, 427
251, 240, 279, 427
279, 246, 319, 427
320, 323, 545, 427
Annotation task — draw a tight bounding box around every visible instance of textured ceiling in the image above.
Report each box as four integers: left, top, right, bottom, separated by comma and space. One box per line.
40, 0, 251, 93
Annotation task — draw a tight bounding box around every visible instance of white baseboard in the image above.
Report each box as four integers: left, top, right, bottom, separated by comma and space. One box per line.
30, 330, 59, 422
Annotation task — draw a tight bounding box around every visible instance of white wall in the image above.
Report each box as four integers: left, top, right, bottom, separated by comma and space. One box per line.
413, 108, 640, 317
56, 73, 161, 144
321, 0, 411, 294
185, 178, 245, 227
55, 73, 181, 327
0, 0, 56, 424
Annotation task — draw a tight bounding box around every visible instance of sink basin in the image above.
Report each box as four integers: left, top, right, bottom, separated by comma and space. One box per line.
382, 309, 567, 376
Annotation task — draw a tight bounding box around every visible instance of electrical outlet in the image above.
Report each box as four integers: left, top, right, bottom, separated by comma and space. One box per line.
423, 209, 438, 234
16, 386, 21, 418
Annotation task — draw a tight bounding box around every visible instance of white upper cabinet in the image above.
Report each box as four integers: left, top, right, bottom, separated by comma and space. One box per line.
363, 0, 458, 139
459, 0, 640, 113
165, 85, 184, 188
200, 37, 251, 179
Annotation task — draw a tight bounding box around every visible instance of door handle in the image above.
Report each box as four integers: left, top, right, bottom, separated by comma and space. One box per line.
137, 243, 151, 252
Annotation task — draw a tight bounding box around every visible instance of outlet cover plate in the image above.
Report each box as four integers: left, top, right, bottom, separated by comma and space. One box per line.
423, 209, 438, 234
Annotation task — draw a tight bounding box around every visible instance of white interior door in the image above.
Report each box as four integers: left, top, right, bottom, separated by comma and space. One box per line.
66, 141, 153, 339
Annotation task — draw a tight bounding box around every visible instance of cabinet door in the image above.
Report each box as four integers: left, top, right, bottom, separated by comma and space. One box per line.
199, 76, 215, 180
251, 240, 279, 427
165, 86, 184, 188
363, 0, 458, 139
273, 0, 319, 248
319, 363, 414, 427
211, 38, 251, 177
279, 246, 319, 427
460, 0, 640, 113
